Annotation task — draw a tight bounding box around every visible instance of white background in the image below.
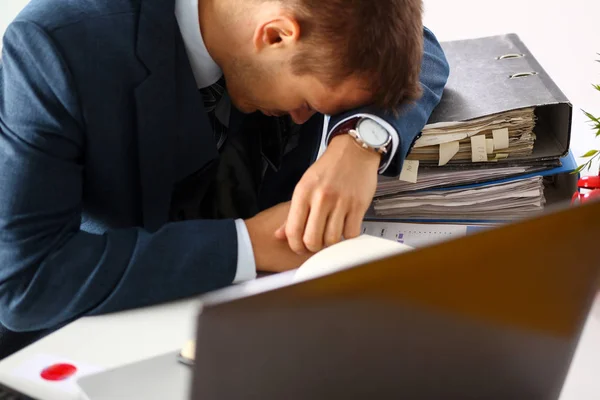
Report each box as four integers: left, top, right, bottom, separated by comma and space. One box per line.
1, 0, 600, 173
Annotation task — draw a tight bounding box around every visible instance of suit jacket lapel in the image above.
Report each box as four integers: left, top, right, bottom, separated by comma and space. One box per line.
134, 0, 217, 231
134, 0, 177, 231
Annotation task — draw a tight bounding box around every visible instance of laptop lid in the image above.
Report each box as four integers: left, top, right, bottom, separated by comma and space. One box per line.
190, 199, 600, 400
77, 351, 191, 400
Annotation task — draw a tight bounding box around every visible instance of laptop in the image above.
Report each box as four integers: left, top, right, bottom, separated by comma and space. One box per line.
77, 198, 600, 400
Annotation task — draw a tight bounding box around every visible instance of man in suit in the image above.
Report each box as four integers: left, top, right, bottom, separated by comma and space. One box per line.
0, 0, 449, 357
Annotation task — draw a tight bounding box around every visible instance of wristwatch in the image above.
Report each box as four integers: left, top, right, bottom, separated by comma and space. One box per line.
328, 117, 393, 155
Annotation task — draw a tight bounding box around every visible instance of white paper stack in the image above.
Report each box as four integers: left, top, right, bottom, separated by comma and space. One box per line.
373, 176, 545, 221
375, 164, 546, 197
407, 108, 536, 165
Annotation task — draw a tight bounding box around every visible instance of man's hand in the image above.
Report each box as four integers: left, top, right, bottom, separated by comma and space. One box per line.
275, 134, 381, 254
245, 202, 313, 272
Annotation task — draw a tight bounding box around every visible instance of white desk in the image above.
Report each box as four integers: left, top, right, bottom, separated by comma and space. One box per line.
0, 298, 200, 400
0, 292, 599, 400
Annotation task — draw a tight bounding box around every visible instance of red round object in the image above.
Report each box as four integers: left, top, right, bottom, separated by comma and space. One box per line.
577, 175, 600, 190
40, 363, 78, 381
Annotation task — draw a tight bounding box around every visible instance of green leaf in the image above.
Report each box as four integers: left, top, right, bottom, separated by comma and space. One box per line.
594, 84, 600, 92
583, 110, 600, 124
582, 150, 599, 158
572, 164, 586, 174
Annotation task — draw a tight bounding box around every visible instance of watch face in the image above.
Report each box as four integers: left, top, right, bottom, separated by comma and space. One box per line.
357, 119, 390, 147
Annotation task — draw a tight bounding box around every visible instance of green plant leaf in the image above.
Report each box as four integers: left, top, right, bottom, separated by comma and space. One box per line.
572, 164, 586, 174
577, 55, 600, 172
583, 110, 600, 124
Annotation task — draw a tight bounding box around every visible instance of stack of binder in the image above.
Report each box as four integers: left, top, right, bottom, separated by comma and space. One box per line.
361, 33, 577, 248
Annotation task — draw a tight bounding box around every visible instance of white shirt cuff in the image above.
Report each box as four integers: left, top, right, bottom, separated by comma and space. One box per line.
233, 219, 257, 283
316, 114, 400, 174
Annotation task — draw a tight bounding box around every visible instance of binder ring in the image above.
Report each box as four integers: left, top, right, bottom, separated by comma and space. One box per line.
509, 71, 538, 79
496, 53, 525, 60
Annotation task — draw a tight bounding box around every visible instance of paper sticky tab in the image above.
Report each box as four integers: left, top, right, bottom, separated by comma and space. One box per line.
470, 135, 488, 162
399, 160, 419, 183
179, 339, 196, 365
414, 133, 468, 148
486, 139, 495, 154
493, 128, 509, 150
495, 153, 509, 160
439, 141, 459, 166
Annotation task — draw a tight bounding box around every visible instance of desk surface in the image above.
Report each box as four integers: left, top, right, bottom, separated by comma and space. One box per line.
0, 298, 200, 400
0, 292, 599, 400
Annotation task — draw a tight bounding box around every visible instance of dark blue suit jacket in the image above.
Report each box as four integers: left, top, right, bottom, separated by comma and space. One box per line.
0, 0, 449, 333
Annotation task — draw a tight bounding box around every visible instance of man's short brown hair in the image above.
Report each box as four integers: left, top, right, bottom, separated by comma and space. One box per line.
291, 0, 424, 113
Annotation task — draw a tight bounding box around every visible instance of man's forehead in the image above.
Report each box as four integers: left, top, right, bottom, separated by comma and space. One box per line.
316, 81, 373, 115
316, 90, 371, 115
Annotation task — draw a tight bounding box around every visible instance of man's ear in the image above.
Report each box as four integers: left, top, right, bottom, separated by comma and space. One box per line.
253, 14, 300, 51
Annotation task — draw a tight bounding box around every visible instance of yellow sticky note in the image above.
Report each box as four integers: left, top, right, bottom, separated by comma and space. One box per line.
493, 128, 510, 150
399, 160, 419, 183
470, 135, 488, 162
179, 339, 196, 364
495, 153, 509, 160
486, 139, 495, 154
439, 141, 459, 166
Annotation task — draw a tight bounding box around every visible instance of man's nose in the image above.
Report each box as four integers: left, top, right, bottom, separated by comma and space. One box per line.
289, 108, 316, 125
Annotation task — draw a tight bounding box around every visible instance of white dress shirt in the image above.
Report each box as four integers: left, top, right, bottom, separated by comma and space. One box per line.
174, 0, 400, 283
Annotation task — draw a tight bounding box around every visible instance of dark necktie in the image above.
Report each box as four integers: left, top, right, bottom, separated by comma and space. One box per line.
199, 76, 228, 150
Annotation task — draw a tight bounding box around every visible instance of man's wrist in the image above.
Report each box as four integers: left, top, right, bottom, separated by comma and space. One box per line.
327, 117, 390, 170
329, 133, 381, 169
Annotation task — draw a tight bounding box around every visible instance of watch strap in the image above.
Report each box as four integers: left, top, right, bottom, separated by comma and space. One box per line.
326, 118, 393, 168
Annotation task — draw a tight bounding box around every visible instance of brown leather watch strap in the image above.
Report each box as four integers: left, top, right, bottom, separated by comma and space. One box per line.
326, 117, 393, 169
326, 117, 362, 146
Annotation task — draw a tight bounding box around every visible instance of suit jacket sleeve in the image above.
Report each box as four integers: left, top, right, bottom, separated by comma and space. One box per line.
328, 27, 450, 176
0, 21, 238, 332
